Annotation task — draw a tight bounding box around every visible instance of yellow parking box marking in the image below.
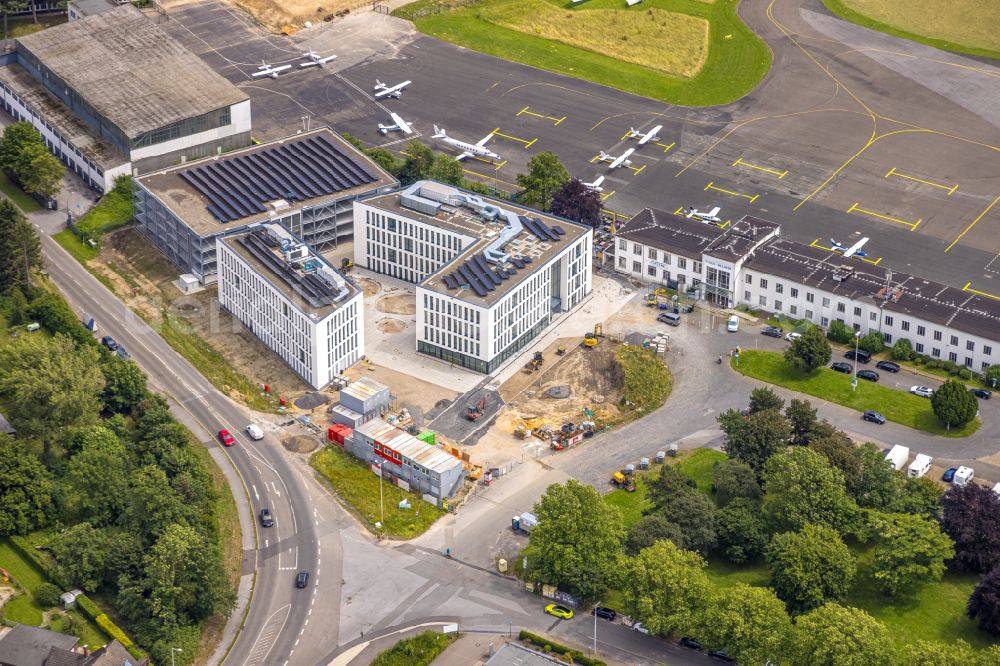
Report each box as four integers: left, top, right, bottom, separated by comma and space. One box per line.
490, 127, 538, 148
885, 167, 957, 196
629, 164, 647, 176
516, 106, 566, 126
847, 202, 921, 231
963, 282, 1000, 302
462, 168, 519, 190
945, 193, 1000, 252
732, 157, 788, 179
601, 191, 615, 202
674, 206, 684, 215
493, 160, 507, 171
654, 141, 675, 153
705, 181, 759, 203
590, 154, 601, 164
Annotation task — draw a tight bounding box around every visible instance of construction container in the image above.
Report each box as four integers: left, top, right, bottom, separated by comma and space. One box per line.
339, 377, 391, 422
416, 430, 436, 445
328, 423, 352, 446
330, 403, 364, 429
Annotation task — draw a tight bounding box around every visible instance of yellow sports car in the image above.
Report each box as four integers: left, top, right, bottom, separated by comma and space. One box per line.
544, 604, 574, 620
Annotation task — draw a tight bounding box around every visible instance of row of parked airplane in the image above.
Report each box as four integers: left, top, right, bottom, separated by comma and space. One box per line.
582, 124, 664, 192
252, 50, 338, 78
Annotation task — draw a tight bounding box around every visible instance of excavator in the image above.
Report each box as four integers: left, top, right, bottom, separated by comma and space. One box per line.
611, 469, 636, 492
524, 351, 544, 372
583, 323, 603, 348
466, 396, 487, 421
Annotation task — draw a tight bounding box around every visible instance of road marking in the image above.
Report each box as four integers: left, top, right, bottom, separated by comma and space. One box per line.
704, 181, 759, 203
733, 156, 788, 179
847, 202, 921, 231
945, 193, 1000, 252
242, 604, 290, 666
600, 190, 615, 202
264, 539, 269, 548
253, 485, 259, 501
628, 164, 646, 176
461, 169, 519, 190
809, 238, 883, 266
653, 140, 675, 152
963, 282, 1000, 301
885, 166, 957, 195
490, 127, 537, 148
516, 105, 565, 126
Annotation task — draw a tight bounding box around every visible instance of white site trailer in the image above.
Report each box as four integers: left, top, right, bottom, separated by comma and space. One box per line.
907, 454, 933, 478
884, 445, 910, 472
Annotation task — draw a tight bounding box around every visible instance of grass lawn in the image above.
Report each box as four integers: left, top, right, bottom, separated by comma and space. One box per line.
822, 0, 1000, 60
311, 446, 448, 539
0, 170, 41, 213
0, 539, 47, 592
678, 448, 726, 494
604, 476, 652, 529
53, 229, 100, 263
371, 630, 457, 666
731, 350, 979, 437
395, 0, 771, 106
2, 594, 43, 626
72, 184, 134, 238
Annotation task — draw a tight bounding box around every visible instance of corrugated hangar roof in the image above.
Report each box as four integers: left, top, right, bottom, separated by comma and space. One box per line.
16, 4, 247, 139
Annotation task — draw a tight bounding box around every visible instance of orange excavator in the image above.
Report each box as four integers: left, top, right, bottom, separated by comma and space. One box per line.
466, 396, 487, 421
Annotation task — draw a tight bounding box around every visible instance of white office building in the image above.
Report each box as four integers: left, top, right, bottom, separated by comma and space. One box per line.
217, 224, 363, 389
356, 181, 593, 374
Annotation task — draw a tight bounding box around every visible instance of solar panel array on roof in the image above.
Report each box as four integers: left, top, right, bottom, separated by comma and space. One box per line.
236, 230, 341, 309
519, 215, 561, 242
443, 253, 519, 295
179, 134, 379, 223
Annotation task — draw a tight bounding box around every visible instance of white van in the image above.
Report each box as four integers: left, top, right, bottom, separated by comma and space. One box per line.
884, 444, 909, 472
907, 454, 932, 478
727, 315, 740, 332
953, 466, 975, 487
246, 424, 264, 440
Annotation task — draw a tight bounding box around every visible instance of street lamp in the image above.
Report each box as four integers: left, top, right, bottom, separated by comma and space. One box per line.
171, 647, 182, 666
853, 330, 861, 391
375, 461, 384, 526
593, 602, 600, 656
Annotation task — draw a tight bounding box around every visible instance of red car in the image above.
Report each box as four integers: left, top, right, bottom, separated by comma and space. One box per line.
218, 429, 236, 447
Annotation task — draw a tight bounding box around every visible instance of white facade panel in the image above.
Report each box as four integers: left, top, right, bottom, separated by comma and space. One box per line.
129, 100, 252, 163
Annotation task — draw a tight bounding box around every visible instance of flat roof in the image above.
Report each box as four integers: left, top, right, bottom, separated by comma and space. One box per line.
705, 215, 779, 263
746, 239, 1000, 341
614, 207, 721, 259
138, 129, 397, 237
0, 63, 127, 171
356, 418, 462, 475
363, 182, 590, 306
341, 377, 389, 402
220, 224, 359, 319
16, 5, 247, 138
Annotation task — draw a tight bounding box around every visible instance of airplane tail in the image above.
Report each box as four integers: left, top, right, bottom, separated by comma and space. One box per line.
627, 127, 638, 137
374, 79, 385, 89
432, 125, 446, 138
598, 151, 610, 160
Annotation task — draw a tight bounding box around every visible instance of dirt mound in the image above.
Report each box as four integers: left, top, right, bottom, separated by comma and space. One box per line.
282, 435, 320, 453
376, 293, 416, 315
377, 318, 406, 333
295, 392, 330, 410
355, 277, 381, 298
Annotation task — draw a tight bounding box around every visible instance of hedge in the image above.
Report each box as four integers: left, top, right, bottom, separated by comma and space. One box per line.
7, 536, 70, 590
518, 630, 607, 666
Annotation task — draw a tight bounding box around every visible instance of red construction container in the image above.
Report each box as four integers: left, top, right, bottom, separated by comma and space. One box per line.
328, 423, 351, 446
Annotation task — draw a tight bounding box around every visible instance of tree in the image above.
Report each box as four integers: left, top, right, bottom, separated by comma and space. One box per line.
715, 498, 768, 564
398, 141, 434, 185
0, 0, 28, 39
365, 148, 402, 176
625, 515, 684, 555
826, 320, 854, 344
126, 465, 192, 545
871, 512, 954, 596
767, 524, 856, 613
0, 121, 42, 177
426, 153, 463, 186
696, 584, 791, 666
891, 338, 915, 361
101, 357, 149, 414
0, 434, 53, 536
7, 286, 28, 325
789, 603, 893, 666
718, 408, 790, 476
807, 428, 862, 490
857, 331, 885, 354
896, 476, 944, 517
985, 364, 1000, 389
898, 640, 978, 666
762, 447, 859, 534
647, 466, 716, 553
712, 459, 761, 507
27, 292, 93, 345
549, 178, 602, 227
969, 569, 1000, 636
35, 582, 61, 608
785, 398, 818, 446
21, 146, 64, 198
523, 480, 625, 600
49, 522, 142, 593
515, 151, 569, 211
64, 428, 130, 526
941, 482, 1000, 573
0, 199, 42, 293
619, 540, 710, 636
931, 379, 979, 428
748, 387, 784, 414
784, 326, 831, 372
850, 442, 903, 510
647, 464, 696, 508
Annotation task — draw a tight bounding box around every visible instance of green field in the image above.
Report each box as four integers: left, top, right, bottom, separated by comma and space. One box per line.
0, 170, 41, 213
731, 350, 979, 437
822, 0, 1000, 60
394, 0, 771, 106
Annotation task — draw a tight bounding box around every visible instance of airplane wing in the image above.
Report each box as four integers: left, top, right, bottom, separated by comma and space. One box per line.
638, 125, 662, 145
707, 207, 721, 217
390, 113, 413, 135
475, 132, 494, 147
608, 154, 626, 169
319, 55, 337, 64
844, 237, 870, 258
455, 151, 472, 161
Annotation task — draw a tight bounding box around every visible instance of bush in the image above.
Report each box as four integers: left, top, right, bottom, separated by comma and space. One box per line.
34, 582, 61, 608
958, 368, 973, 380
518, 631, 607, 666
985, 365, 1000, 389
926, 359, 941, 370
370, 630, 456, 666
857, 331, 885, 354
826, 320, 854, 344
891, 338, 914, 361
931, 379, 979, 428
8, 536, 70, 589
943, 360, 958, 373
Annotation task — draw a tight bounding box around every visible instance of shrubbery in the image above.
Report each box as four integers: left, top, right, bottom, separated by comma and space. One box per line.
518, 630, 607, 666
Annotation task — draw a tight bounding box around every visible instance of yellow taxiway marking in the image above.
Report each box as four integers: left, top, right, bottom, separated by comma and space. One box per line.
600, 191, 616, 201
809, 238, 883, 266
491, 127, 537, 148
963, 282, 1000, 301
733, 157, 787, 179
628, 164, 647, 176
847, 202, 921, 231
516, 106, 565, 126
885, 167, 957, 195
945, 193, 1000, 252
705, 181, 759, 203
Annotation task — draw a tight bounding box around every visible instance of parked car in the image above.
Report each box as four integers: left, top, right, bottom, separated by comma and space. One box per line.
259, 508, 274, 527
217, 429, 236, 447
845, 349, 871, 363
910, 386, 934, 398
632, 622, 650, 635
246, 424, 264, 440
544, 604, 573, 620
942, 467, 958, 483
727, 315, 740, 332
295, 571, 309, 588
657, 312, 681, 326
115, 346, 131, 360
591, 607, 616, 621
100, 335, 119, 351
761, 326, 784, 338
784, 331, 802, 342
971, 388, 992, 400
876, 360, 900, 373
708, 649, 735, 662
862, 410, 886, 425
857, 369, 880, 382
831, 362, 853, 374
679, 637, 703, 651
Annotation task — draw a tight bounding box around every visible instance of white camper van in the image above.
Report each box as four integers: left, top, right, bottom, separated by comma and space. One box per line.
884, 445, 910, 472
953, 466, 975, 487
907, 454, 933, 479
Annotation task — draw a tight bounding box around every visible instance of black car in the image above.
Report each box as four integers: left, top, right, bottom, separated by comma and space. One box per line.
857, 369, 880, 382
259, 508, 274, 527
295, 571, 309, 588
971, 388, 993, 400
679, 637, 703, 651
708, 649, 735, 662
590, 606, 616, 621
845, 349, 871, 363
761, 326, 784, 338
876, 360, 900, 373
115, 346, 131, 360
863, 410, 886, 425
831, 362, 853, 374
101, 335, 119, 351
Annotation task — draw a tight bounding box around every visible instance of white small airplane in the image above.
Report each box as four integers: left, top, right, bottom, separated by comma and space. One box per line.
830, 237, 869, 258
300, 50, 337, 68
373, 79, 411, 99
597, 148, 635, 169
583, 175, 605, 193
432, 126, 500, 161
252, 61, 292, 79
626, 124, 663, 146
378, 112, 414, 135
685, 206, 722, 224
